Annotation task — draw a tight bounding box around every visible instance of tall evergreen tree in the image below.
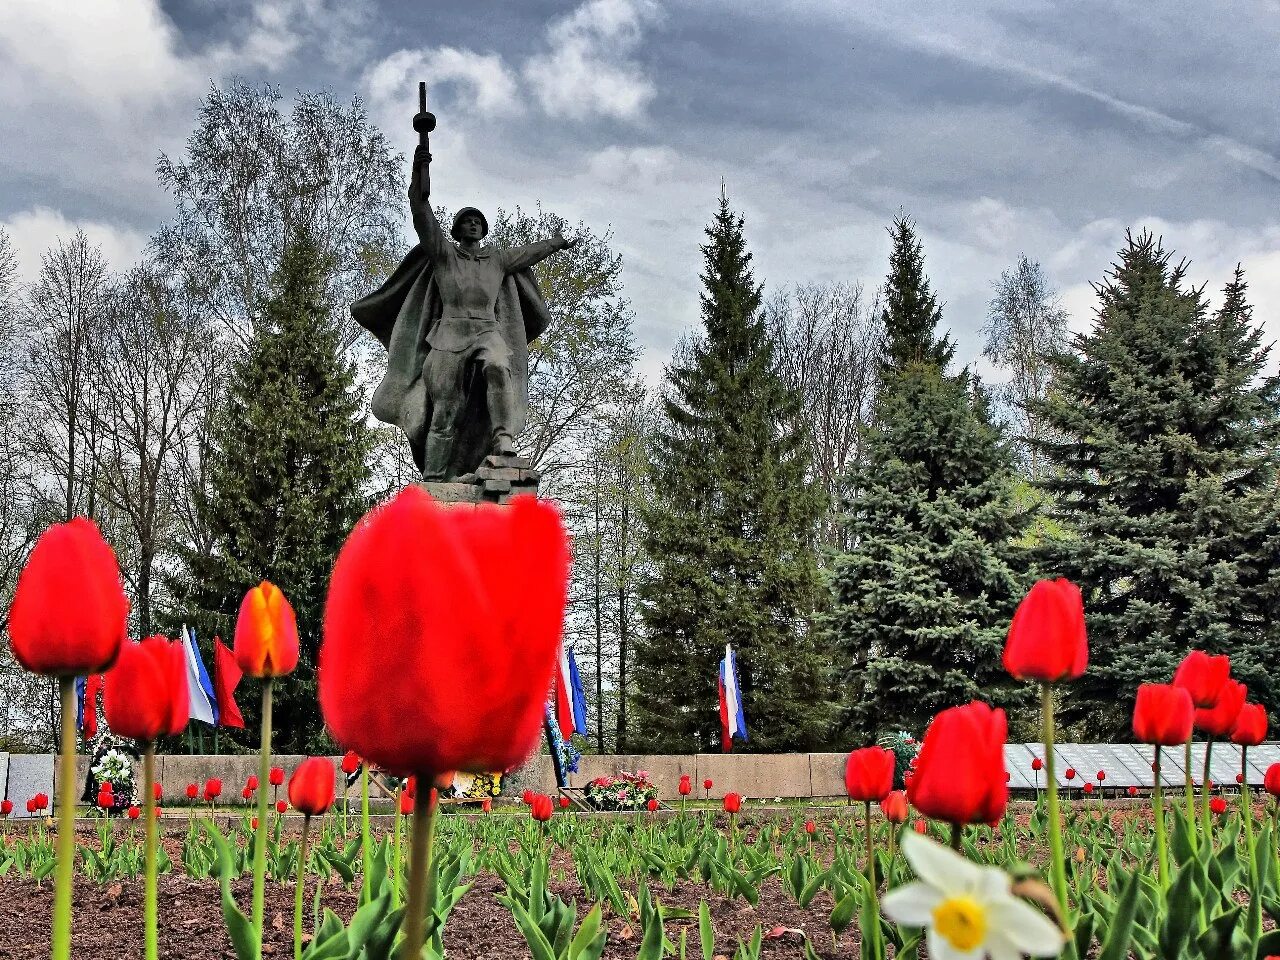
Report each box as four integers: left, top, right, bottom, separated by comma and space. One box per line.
830, 218, 1029, 738
634, 190, 830, 752
172, 228, 371, 751
1033, 233, 1280, 736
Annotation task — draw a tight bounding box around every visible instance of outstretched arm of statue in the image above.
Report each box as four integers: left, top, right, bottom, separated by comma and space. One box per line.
500, 230, 580, 274
409, 145, 448, 260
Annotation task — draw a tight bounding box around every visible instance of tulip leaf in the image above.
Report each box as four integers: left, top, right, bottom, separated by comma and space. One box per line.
203, 822, 258, 960
699, 899, 715, 960
1158, 863, 1196, 958
1195, 904, 1242, 960
1096, 869, 1141, 960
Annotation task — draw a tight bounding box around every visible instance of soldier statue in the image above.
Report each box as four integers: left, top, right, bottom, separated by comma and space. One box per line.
352, 86, 577, 481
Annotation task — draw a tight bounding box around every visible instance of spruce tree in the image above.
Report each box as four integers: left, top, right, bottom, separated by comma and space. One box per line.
634, 190, 830, 752
174, 228, 372, 751
830, 218, 1029, 738
1033, 234, 1280, 735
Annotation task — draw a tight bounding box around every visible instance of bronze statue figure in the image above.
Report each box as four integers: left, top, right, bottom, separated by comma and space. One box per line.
352, 85, 577, 481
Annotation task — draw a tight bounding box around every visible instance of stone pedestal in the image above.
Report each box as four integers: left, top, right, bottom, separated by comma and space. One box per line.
423, 453, 540, 504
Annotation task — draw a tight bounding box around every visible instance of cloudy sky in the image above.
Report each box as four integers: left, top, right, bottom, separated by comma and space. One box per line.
3, 0, 1279, 383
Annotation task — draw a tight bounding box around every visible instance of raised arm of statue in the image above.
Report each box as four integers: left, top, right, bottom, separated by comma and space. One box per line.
409, 144, 448, 261
500, 230, 579, 274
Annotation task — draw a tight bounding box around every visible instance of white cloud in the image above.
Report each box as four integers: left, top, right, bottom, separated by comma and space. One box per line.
1, 208, 148, 282
363, 47, 519, 118
586, 146, 678, 186
523, 0, 660, 121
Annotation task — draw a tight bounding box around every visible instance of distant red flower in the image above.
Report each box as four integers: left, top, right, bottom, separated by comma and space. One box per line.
1082, 783, 1094, 795
1031, 757, 1043, 772
913, 820, 928, 834
844, 746, 895, 802
35, 793, 49, 811
1173, 651, 1231, 709
679, 775, 692, 796
246, 775, 258, 791
241, 787, 252, 800
880, 790, 908, 825
1231, 703, 1268, 747
1210, 796, 1227, 816
804, 819, 816, 834
320, 490, 570, 780
400, 791, 414, 815
153, 783, 162, 800
908, 701, 1007, 826
128, 806, 140, 820
1002, 578, 1088, 683
204, 778, 222, 800
1237, 773, 1245, 784
276, 800, 288, 814
341, 751, 360, 774
234, 581, 299, 678
530, 794, 553, 822
1096, 770, 1105, 782
647, 798, 658, 812
481, 798, 492, 813
0, 800, 11, 817
185, 783, 198, 800
1065, 768, 1076, 781
703, 779, 713, 790
559, 796, 571, 809
25, 799, 35, 814
102, 635, 188, 742
96, 788, 113, 808
1265, 764, 1280, 798
251, 817, 258, 830
1132, 683, 1194, 745
522, 789, 535, 806
1127, 786, 1138, 797
286, 758, 334, 816
723, 792, 742, 814
269, 767, 285, 787
1196, 679, 1247, 738
7, 517, 129, 676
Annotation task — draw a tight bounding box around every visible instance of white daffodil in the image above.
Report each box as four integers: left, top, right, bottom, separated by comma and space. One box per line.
882, 831, 1064, 960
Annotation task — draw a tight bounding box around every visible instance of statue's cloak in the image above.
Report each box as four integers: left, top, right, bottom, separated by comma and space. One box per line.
351, 244, 551, 478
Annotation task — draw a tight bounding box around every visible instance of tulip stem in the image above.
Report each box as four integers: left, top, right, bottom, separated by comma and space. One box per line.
399, 786, 439, 960
392, 787, 403, 909
1152, 747, 1168, 891
143, 744, 158, 960
1200, 737, 1214, 844
1040, 683, 1069, 922
1184, 739, 1198, 852
52, 677, 76, 960
252, 678, 273, 957
360, 763, 371, 903
949, 822, 962, 851
294, 814, 311, 960
1242, 747, 1259, 921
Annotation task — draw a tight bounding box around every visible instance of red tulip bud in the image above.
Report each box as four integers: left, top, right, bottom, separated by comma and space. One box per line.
1210, 796, 1227, 816
287, 757, 335, 817
723, 792, 742, 814
1002, 578, 1088, 683
269, 767, 285, 787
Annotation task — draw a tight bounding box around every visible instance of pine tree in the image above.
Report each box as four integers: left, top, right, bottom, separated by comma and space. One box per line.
830, 218, 1029, 738
880, 215, 955, 373
634, 190, 830, 752
1033, 234, 1280, 736
173, 228, 372, 751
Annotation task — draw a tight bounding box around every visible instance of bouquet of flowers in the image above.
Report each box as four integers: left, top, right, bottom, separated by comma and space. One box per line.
878, 729, 920, 790
543, 702, 581, 775
582, 769, 657, 811
91, 745, 136, 809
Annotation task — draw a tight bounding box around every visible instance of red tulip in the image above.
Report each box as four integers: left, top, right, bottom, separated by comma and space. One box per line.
241, 787, 252, 800
101, 635, 188, 742
880, 790, 908, 825
1031, 757, 1043, 772
234, 581, 299, 678
559, 795, 571, 809
1065, 768, 1076, 781
1264, 764, 1280, 798
1196, 679, 1247, 737
804, 819, 816, 834
679, 775, 692, 796
723, 792, 742, 814
646, 798, 658, 812
288, 757, 335, 816
908, 701, 1008, 826
913, 820, 928, 834
128, 805, 140, 820
481, 798, 492, 813
7, 518, 129, 676
276, 800, 288, 814
1002, 578, 1088, 683
1231, 703, 1268, 747
1082, 782, 1094, 795
522, 789, 534, 806
400, 791, 414, 815
1173, 651, 1231, 709
246, 775, 259, 791
320, 491, 569, 779
269, 767, 285, 787
0, 800, 11, 817
1132, 683, 1194, 745
530, 794, 553, 822
251, 817, 259, 830
1210, 796, 1227, 816
186, 783, 198, 800
97, 788, 114, 808
204, 778, 222, 800
844, 746, 895, 802
1127, 786, 1138, 797
703, 779, 713, 790
1237, 773, 1245, 784
341, 751, 360, 774
25, 799, 35, 814
1096, 771, 1105, 781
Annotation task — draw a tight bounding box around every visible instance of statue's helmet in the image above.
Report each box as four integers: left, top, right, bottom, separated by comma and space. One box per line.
451, 207, 489, 241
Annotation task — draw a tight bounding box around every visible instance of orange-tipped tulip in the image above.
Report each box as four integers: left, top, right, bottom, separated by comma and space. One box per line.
1132, 683, 1194, 746
8, 518, 129, 676
1231, 703, 1268, 747
103, 636, 189, 742
1003, 578, 1088, 683
234, 581, 299, 678
287, 758, 336, 816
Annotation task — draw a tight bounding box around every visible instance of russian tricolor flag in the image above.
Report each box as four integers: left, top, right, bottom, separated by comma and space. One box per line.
719, 644, 747, 752
554, 643, 588, 740
182, 625, 218, 726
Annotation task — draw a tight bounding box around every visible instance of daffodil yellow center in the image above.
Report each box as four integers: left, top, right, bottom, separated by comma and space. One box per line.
932, 895, 987, 951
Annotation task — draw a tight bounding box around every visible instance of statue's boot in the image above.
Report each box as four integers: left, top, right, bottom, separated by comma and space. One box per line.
421, 429, 455, 481
486, 370, 518, 458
